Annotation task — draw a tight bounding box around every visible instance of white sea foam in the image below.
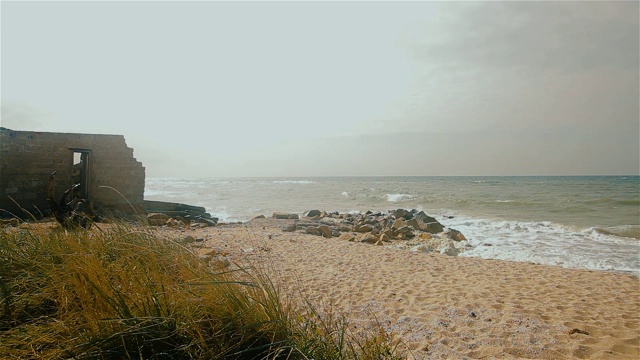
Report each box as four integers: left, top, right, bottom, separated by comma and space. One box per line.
143, 176, 640, 274
272, 180, 315, 184
443, 215, 640, 275
205, 208, 238, 223
385, 193, 414, 202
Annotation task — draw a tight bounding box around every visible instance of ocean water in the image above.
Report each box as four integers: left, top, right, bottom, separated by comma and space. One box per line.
145, 176, 640, 274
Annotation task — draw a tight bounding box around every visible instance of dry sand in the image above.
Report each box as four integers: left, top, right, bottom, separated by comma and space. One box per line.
167, 218, 639, 359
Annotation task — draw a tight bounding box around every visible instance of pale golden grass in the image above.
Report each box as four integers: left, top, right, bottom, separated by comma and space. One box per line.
0, 223, 401, 359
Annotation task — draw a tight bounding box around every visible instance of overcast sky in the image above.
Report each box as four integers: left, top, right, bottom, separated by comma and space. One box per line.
2, 1, 638, 177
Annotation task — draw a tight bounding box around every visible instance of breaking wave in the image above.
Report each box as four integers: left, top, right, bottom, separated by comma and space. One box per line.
385, 193, 415, 202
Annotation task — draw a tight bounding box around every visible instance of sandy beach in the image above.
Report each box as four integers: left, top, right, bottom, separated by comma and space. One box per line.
157, 217, 640, 359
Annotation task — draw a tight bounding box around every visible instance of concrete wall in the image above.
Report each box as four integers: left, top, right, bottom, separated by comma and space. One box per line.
0, 128, 145, 218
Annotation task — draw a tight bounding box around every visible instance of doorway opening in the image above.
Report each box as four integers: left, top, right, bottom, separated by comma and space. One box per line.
70, 148, 91, 199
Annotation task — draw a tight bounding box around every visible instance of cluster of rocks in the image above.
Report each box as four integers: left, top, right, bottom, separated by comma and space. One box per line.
147, 212, 218, 228
145, 200, 218, 228
269, 209, 471, 256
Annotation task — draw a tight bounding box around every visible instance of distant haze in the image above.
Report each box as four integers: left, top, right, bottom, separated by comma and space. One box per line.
2, 1, 638, 177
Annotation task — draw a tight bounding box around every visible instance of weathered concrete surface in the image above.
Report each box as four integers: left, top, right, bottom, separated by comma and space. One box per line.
0, 127, 145, 218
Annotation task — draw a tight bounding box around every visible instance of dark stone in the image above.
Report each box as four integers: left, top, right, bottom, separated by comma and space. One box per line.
355, 224, 373, 233
414, 211, 438, 224
282, 224, 297, 232
424, 222, 445, 234
305, 210, 321, 217
448, 228, 467, 241
318, 225, 332, 238
306, 227, 321, 235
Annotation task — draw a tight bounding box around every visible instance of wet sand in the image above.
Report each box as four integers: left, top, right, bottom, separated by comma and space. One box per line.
165, 218, 640, 359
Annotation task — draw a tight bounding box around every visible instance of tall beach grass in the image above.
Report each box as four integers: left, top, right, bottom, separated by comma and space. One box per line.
0, 222, 401, 359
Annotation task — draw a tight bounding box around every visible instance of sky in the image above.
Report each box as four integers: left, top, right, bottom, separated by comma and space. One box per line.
1, 0, 639, 177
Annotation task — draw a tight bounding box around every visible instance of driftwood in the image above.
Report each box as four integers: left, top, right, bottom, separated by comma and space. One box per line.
47, 171, 99, 229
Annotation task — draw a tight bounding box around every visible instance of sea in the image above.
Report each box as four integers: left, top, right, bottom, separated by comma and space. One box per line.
144, 176, 640, 275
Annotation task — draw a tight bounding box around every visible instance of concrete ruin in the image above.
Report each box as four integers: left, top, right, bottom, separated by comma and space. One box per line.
0, 127, 145, 219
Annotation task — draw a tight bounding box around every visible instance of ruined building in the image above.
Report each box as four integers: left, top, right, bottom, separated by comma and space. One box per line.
0, 127, 145, 218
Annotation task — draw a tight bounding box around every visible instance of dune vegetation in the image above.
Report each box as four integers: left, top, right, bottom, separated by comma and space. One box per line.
0, 222, 401, 359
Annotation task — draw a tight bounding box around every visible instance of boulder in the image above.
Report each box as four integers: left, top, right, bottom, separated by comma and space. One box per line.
339, 233, 356, 242
252, 214, 266, 220
282, 224, 297, 232
440, 242, 460, 256
355, 224, 374, 233
147, 213, 169, 226
424, 222, 445, 234
392, 218, 407, 230
360, 236, 378, 244
414, 211, 438, 224
395, 209, 409, 219
395, 226, 415, 239
273, 212, 299, 220
165, 218, 183, 227
406, 218, 427, 231
448, 228, 467, 241
318, 225, 333, 238
305, 210, 321, 217
305, 227, 321, 236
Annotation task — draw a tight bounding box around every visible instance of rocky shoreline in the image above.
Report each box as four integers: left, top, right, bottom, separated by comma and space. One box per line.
148, 208, 473, 257
270, 209, 471, 256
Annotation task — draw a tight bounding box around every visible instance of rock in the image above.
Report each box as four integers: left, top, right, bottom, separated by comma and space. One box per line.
165, 218, 183, 227
179, 235, 197, 244
305, 210, 321, 217
273, 212, 298, 220
252, 214, 266, 220
355, 224, 373, 233
379, 233, 390, 242
395, 209, 409, 219
339, 233, 356, 242
440, 243, 459, 256
406, 218, 428, 231
360, 236, 378, 244
318, 225, 332, 238
414, 211, 438, 224
195, 217, 218, 227
281, 224, 297, 232
416, 244, 434, 253
305, 227, 321, 236
420, 232, 432, 239
424, 222, 445, 234
395, 226, 415, 239
448, 228, 467, 241
147, 213, 169, 226
392, 218, 407, 230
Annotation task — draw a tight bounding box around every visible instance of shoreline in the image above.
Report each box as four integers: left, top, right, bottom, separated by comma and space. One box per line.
157, 218, 640, 359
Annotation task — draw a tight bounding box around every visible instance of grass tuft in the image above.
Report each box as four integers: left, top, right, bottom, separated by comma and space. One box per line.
0, 222, 401, 359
